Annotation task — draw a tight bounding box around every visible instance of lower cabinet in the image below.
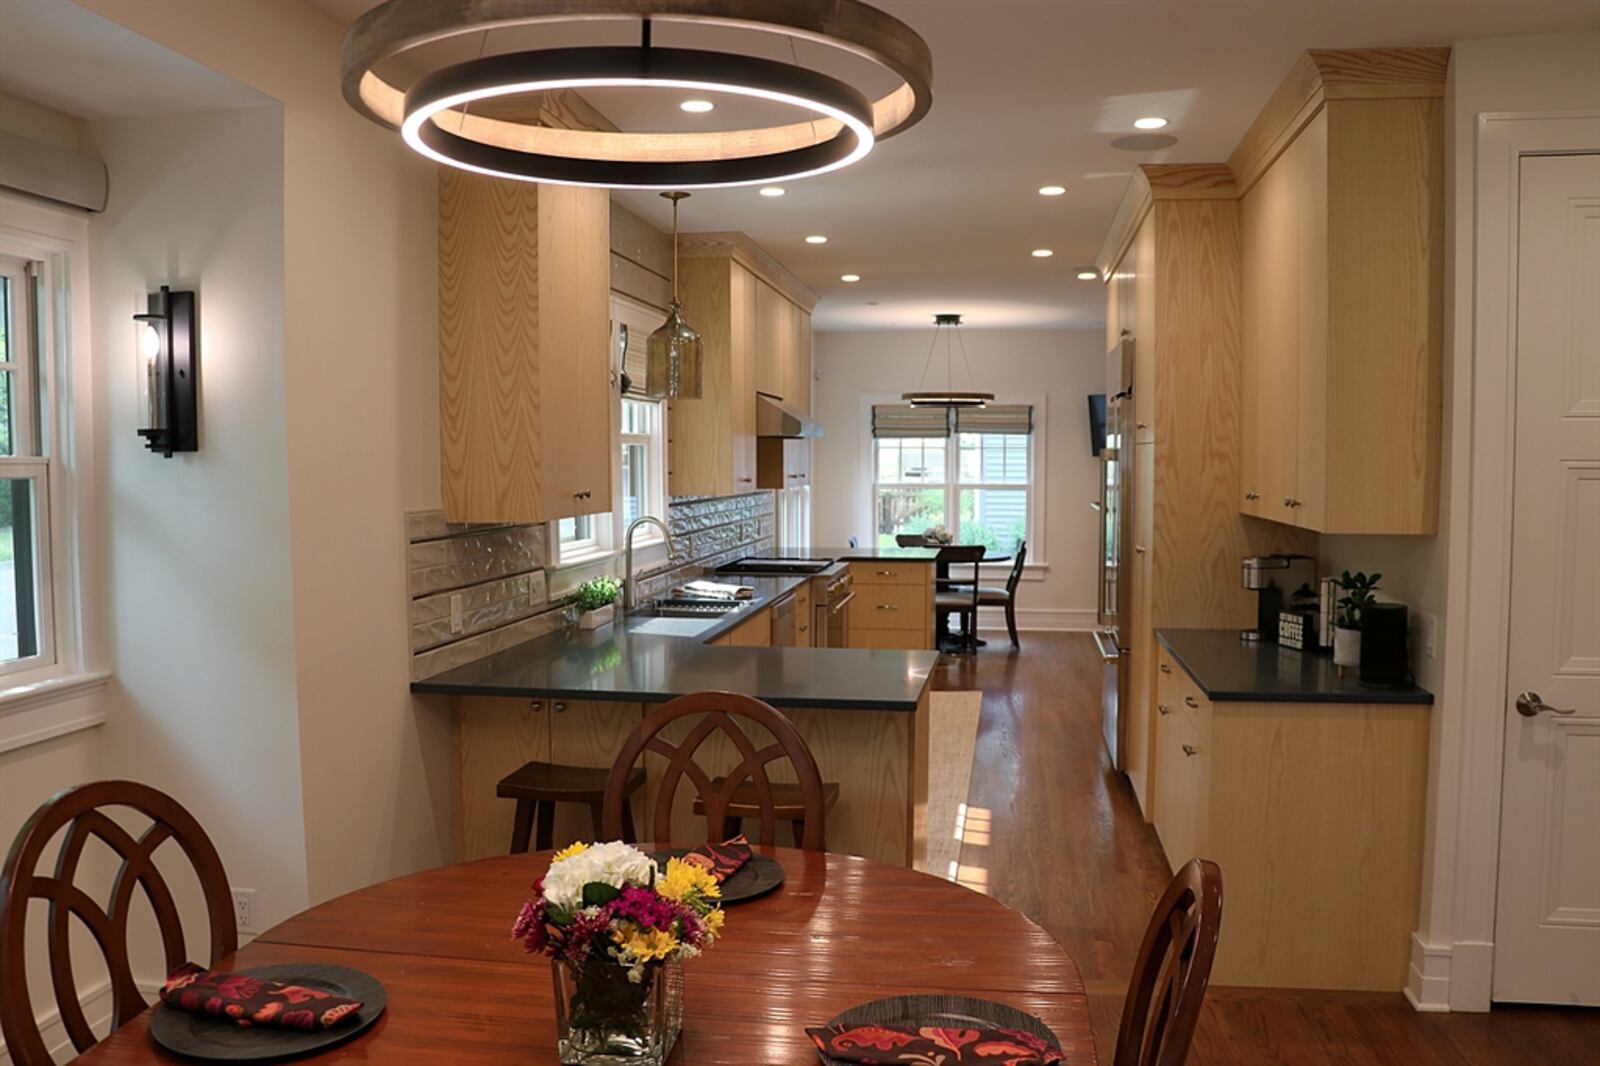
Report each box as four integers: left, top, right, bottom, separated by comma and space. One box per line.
1151, 647, 1429, 991
847, 562, 934, 650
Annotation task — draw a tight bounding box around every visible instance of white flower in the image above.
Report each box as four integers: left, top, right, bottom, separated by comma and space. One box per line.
541, 841, 657, 911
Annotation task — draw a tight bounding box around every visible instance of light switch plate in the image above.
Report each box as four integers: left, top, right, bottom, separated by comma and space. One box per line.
1420, 611, 1438, 658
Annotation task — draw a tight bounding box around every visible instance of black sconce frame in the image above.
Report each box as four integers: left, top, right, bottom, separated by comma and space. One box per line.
133, 285, 199, 457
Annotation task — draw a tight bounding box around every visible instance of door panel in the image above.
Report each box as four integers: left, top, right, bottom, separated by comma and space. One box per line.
1494, 153, 1600, 1006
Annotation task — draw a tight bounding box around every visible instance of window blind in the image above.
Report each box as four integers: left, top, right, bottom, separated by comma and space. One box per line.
955, 404, 1033, 434
872, 404, 951, 438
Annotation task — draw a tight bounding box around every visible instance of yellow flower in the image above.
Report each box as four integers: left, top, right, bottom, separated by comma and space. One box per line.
551, 842, 590, 863
704, 908, 725, 936
617, 927, 680, 962
656, 858, 721, 902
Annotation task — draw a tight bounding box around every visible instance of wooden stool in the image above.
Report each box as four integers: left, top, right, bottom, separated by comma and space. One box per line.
497, 761, 646, 854
695, 779, 841, 848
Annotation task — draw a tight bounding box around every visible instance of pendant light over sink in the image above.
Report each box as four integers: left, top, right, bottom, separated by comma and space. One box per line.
338, 0, 933, 189
646, 191, 703, 399
903, 314, 993, 409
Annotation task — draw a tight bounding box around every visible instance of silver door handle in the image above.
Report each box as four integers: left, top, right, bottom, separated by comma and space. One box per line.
1516, 691, 1576, 717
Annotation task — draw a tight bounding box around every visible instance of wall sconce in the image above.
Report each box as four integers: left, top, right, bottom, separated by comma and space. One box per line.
132, 285, 198, 457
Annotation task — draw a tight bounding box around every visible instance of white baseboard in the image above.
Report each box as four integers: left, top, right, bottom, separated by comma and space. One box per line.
1449, 940, 1495, 1012
1404, 933, 1454, 1012
1399, 934, 1496, 1014
974, 606, 1097, 632
0, 975, 163, 1064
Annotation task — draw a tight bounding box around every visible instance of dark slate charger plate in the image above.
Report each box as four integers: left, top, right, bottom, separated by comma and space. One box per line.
650, 849, 785, 904
817, 995, 1064, 1066
149, 963, 386, 1062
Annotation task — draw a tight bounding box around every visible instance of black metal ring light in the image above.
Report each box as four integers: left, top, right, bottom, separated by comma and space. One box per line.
402, 47, 876, 188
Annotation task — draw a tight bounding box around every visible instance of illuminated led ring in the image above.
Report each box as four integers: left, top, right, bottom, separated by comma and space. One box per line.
402, 47, 876, 188
341, 0, 932, 188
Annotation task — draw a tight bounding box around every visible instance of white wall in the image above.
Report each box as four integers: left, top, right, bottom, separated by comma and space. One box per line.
1405, 30, 1600, 1012
88, 105, 310, 928
813, 328, 1104, 629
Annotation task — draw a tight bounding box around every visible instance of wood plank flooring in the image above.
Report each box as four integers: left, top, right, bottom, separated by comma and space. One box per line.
931, 632, 1599, 1065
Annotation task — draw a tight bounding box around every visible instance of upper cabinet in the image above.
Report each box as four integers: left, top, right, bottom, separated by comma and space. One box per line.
1233, 48, 1446, 534
438, 172, 612, 524
670, 234, 817, 497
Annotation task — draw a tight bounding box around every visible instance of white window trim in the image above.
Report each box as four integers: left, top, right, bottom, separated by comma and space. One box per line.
0, 191, 103, 742
858, 391, 1048, 571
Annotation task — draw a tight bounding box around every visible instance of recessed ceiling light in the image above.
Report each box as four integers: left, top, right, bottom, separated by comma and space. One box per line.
1133, 116, 1169, 130
841, 273, 861, 283
759, 186, 786, 197
1031, 248, 1054, 258
1038, 185, 1067, 197
805, 235, 828, 244
1077, 269, 1099, 281
680, 99, 716, 113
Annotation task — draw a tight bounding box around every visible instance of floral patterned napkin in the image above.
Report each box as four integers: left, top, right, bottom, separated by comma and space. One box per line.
805, 1024, 1067, 1064
679, 834, 752, 882
160, 963, 364, 1030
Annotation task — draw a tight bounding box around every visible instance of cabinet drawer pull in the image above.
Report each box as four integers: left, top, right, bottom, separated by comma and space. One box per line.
875, 603, 899, 611
1184, 695, 1199, 709
553, 701, 567, 714
1157, 704, 1171, 716
1284, 497, 1301, 508
739, 477, 754, 484
1182, 744, 1198, 757
798, 624, 808, 632
875, 569, 898, 577
1134, 544, 1147, 555
1245, 491, 1260, 501
1159, 663, 1171, 674
528, 700, 543, 712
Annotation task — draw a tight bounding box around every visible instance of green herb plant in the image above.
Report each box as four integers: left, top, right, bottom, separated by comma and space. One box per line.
573, 576, 621, 614
1333, 570, 1382, 629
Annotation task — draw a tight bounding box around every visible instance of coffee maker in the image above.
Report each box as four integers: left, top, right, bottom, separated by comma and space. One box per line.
1240, 555, 1318, 644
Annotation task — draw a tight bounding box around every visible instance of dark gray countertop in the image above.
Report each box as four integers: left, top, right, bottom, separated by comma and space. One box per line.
1156, 629, 1434, 705
411, 573, 938, 711
731, 546, 941, 563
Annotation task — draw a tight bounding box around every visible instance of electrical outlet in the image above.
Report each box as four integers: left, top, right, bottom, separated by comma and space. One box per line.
449, 593, 464, 634
231, 888, 256, 934
1420, 611, 1439, 659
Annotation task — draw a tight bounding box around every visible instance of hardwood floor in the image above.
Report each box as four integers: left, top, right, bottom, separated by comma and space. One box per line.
930, 632, 1599, 1065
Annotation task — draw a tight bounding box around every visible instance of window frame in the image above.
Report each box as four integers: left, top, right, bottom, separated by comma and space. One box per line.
860, 392, 1047, 569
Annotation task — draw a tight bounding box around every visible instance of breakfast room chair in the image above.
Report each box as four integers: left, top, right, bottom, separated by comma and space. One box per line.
0, 781, 238, 1066
957, 539, 1028, 648
932, 545, 986, 653
602, 691, 834, 850
1113, 858, 1224, 1066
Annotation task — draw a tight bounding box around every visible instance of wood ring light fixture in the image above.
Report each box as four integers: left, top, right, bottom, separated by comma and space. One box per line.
340, 0, 933, 189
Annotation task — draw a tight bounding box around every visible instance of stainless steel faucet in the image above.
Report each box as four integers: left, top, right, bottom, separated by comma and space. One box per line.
623, 515, 674, 610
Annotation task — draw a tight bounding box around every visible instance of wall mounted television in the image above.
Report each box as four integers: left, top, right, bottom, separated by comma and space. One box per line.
1087, 393, 1107, 456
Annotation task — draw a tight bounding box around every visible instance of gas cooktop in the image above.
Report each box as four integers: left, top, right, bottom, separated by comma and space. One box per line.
716, 557, 831, 575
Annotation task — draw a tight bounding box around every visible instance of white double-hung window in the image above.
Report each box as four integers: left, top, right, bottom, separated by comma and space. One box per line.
0, 253, 54, 676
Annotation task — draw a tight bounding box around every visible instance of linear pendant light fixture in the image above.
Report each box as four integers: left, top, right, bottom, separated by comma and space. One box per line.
645, 191, 703, 399
340, 0, 933, 190
903, 314, 993, 409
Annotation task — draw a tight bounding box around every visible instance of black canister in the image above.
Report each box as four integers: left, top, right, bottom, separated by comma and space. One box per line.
1360, 603, 1411, 687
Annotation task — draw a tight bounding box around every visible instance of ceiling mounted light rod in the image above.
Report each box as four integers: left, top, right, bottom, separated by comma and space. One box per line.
645, 191, 703, 399
903, 313, 993, 409
341, 0, 933, 190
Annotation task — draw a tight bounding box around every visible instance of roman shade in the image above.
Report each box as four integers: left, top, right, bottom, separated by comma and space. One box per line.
955, 404, 1033, 434
871, 404, 951, 438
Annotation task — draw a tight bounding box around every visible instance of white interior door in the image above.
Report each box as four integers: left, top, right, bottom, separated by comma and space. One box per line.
1493, 152, 1600, 1006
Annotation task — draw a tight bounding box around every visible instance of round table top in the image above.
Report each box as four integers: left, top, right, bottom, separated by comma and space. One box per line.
78, 848, 1095, 1065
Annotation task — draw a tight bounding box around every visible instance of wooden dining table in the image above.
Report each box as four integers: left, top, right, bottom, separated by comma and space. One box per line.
75, 847, 1096, 1065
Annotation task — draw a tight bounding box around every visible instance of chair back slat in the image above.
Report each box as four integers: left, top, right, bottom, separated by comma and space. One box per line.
604, 692, 827, 850
0, 781, 237, 1066
1114, 858, 1223, 1066
1006, 541, 1029, 595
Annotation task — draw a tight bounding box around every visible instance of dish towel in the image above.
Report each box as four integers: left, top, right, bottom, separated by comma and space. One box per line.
679, 834, 752, 882
160, 964, 364, 1030
805, 1024, 1066, 1064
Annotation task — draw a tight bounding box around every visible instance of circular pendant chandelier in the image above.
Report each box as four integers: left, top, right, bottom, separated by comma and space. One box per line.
903, 314, 994, 409
340, 0, 933, 189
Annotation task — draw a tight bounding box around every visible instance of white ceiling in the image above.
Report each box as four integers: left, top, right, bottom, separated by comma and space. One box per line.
314, 1, 1599, 329
0, 0, 269, 119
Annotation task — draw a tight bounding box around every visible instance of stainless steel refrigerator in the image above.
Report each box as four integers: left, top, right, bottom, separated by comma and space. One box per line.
1094, 335, 1135, 770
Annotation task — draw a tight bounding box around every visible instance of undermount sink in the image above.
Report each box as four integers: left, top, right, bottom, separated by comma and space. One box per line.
648, 597, 745, 619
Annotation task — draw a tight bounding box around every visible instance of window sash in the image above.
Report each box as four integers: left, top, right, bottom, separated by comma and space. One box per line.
0, 456, 55, 676
869, 419, 1035, 555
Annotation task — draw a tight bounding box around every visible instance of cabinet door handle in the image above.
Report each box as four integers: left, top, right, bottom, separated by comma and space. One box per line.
528, 700, 543, 712
1159, 663, 1171, 674
739, 477, 754, 484
1157, 704, 1171, 716
1284, 497, 1300, 508
553, 701, 567, 714
1184, 695, 1199, 709
798, 624, 808, 632
1245, 491, 1260, 501
875, 569, 897, 576
1182, 744, 1198, 757
1134, 545, 1147, 555
1135, 420, 1149, 430
876, 603, 899, 611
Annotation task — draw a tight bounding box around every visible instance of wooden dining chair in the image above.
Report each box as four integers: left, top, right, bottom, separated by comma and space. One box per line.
932, 545, 985, 653
895, 533, 932, 547
1113, 858, 1223, 1066
602, 691, 830, 850
0, 781, 238, 1066
956, 540, 1028, 648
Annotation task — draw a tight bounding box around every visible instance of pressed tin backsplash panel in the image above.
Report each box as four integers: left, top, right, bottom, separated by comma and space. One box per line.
405, 491, 774, 680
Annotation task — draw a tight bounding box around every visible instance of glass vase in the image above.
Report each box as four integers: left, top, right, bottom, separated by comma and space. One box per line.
551, 958, 681, 1065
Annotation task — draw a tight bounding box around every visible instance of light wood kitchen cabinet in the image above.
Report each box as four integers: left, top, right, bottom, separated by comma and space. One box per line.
787, 308, 813, 414
666, 258, 758, 496
756, 437, 811, 489
847, 562, 934, 651
754, 277, 794, 399
1235, 52, 1445, 534
438, 173, 612, 524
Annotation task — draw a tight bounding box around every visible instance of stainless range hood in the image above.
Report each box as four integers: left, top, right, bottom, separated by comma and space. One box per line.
756, 395, 822, 439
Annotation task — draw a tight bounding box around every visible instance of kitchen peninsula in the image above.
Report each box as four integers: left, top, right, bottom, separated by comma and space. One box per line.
413, 549, 944, 871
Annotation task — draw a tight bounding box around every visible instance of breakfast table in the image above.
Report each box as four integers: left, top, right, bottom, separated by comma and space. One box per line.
74, 847, 1095, 1064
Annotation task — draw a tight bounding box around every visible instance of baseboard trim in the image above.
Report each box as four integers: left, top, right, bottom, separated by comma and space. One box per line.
1404, 933, 1453, 1012
1449, 940, 1495, 1012
975, 607, 1097, 633
1, 975, 163, 1064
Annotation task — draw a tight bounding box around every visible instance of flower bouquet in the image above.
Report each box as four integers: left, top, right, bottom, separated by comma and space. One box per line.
513, 842, 725, 1065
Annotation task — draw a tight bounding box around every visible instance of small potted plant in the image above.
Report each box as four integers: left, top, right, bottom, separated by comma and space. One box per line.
923, 525, 954, 545
512, 841, 724, 1064
573, 576, 621, 630
1332, 570, 1382, 670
